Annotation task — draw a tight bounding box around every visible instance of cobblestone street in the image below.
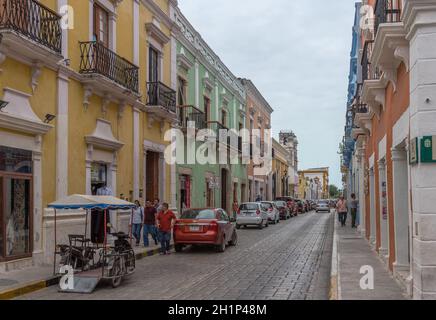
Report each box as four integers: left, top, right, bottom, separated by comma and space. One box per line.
19, 211, 333, 300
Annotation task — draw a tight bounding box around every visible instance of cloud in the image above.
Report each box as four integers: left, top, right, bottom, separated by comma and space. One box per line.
178, 0, 356, 187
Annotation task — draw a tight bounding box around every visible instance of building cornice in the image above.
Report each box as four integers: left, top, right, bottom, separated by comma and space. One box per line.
240, 78, 274, 115
403, 0, 436, 41
173, 7, 245, 101
141, 0, 176, 30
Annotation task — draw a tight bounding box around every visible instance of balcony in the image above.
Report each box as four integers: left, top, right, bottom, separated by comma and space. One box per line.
79, 41, 139, 93
362, 41, 381, 81
178, 105, 206, 130
0, 0, 62, 64
374, 0, 402, 36
145, 82, 177, 125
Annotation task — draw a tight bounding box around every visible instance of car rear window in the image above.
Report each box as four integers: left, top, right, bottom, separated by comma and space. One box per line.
239, 203, 258, 211
261, 203, 272, 209
318, 201, 328, 205
181, 209, 216, 219
275, 201, 286, 207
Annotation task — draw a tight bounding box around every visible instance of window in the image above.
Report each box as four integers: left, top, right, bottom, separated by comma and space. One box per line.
204, 96, 210, 123
0, 146, 33, 261
221, 110, 227, 127
93, 3, 109, 47
149, 47, 159, 83
91, 163, 107, 196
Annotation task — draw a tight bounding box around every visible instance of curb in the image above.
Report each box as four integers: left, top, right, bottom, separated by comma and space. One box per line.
0, 244, 172, 300
329, 213, 339, 300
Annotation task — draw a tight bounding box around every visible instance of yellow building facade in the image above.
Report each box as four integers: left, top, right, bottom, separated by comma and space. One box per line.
272, 138, 291, 199
0, 0, 179, 269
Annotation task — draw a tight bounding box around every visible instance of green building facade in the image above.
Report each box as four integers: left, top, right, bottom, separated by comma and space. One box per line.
173, 8, 248, 215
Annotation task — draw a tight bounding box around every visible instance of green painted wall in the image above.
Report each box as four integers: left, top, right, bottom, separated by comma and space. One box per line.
175, 41, 247, 212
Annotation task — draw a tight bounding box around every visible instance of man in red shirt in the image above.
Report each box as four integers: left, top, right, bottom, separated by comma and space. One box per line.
156, 203, 177, 255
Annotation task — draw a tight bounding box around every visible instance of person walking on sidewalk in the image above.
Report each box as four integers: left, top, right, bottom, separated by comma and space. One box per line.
130, 200, 144, 246
156, 203, 176, 255
336, 196, 348, 227
350, 193, 359, 229
143, 200, 158, 247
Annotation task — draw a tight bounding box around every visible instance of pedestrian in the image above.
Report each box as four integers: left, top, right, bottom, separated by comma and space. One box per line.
350, 193, 359, 228
130, 200, 144, 246
232, 199, 239, 221
156, 203, 177, 255
143, 200, 158, 247
255, 194, 262, 202
154, 198, 163, 213
336, 195, 348, 227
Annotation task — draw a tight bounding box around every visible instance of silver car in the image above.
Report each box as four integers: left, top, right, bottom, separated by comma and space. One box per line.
261, 201, 280, 224
316, 200, 331, 213
236, 202, 269, 229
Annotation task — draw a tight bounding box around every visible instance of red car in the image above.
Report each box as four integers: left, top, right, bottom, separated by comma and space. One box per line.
173, 208, 238, 253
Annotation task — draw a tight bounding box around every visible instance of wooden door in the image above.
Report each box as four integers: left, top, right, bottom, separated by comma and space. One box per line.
146, 152, 159, 201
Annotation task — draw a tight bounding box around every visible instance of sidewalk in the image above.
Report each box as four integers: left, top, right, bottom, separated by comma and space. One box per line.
330, 217, 407, 300
0, 240, 172, 300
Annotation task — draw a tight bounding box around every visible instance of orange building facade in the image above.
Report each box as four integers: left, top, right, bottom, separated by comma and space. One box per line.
345, 0, 436, 299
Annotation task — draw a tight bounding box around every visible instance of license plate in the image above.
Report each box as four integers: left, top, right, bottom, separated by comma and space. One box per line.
190, 226, 201, 232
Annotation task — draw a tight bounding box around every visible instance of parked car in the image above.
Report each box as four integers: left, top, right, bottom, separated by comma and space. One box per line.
276, 197, 297, 217
316, 200, 331, 213
237, 202, 269, 229
305, 200, 311, 212
261, 201, 280, 224
173, 208, 238, 253
274, 201, 291, 220
295, 199, 305, 214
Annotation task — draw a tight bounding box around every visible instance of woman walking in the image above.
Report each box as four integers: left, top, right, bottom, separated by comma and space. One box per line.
336, 196, 348, 227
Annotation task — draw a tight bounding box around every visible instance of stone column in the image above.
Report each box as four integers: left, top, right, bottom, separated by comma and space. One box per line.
391, 147, 410, 273
369, 168, 376, 246
32, 149, 43, 261
357, 148, 366, 235
404, 0, 436, 299
378, 159, 389, 257
133, 108, 140, 200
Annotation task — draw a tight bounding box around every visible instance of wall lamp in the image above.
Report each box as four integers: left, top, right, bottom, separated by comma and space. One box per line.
0, 100, 9, 112
44, 113, 56, 124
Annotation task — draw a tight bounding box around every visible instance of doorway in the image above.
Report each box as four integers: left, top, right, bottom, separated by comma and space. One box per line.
146, 151, 160, 201
0, 146, 33, 261
221, 169, 228, 211
179, 175, 191, 213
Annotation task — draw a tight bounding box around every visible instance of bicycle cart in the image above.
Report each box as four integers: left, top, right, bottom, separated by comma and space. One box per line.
49, 195, 136, 293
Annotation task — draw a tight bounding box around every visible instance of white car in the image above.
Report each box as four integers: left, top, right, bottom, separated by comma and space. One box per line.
316, 200, 331, 213
261, 201, 280, 224
237, 202, 269, 229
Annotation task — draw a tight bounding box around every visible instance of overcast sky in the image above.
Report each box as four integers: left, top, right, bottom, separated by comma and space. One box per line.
178, 0, 356, 187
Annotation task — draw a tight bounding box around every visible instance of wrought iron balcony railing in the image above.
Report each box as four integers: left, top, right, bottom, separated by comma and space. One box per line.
178, 105, 206, 130
146, 81, 176, 113
0, 0, 62, 53
374, 0, 402, 36
362, 40, 381, 81
79, 41, 139, 93
355, 103, 368, 114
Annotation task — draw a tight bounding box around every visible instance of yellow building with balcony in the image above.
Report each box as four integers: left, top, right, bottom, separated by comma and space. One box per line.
0, 0, 179, 269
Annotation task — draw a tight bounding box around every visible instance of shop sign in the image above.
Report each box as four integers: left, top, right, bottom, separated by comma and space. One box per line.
421, 136, 436, 163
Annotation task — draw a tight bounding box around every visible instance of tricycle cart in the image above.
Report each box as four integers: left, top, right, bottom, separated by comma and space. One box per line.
49, 195, 136, 293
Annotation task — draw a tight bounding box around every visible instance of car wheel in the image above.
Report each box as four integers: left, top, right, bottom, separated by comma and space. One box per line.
175, 244, 183, 253
229, 231, 238, 246
236, 224, 241, 230
216, 237, 226, 252
259, 221, 264, 229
